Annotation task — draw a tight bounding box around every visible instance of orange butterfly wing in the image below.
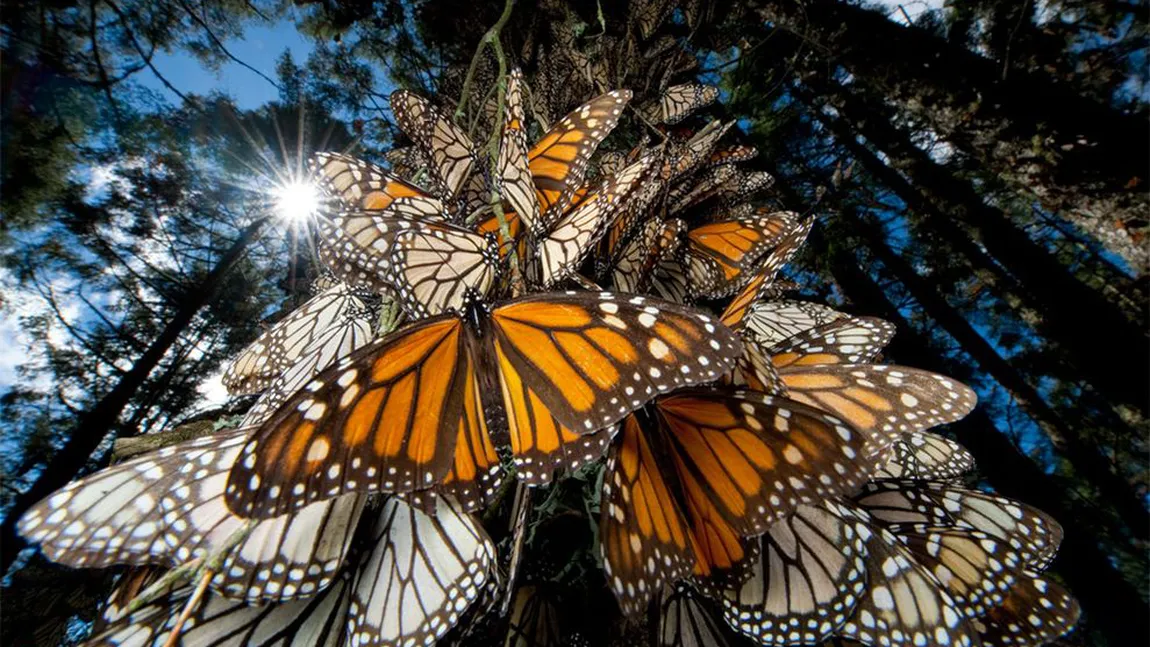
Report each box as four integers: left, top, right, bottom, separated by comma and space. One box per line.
226, 317, 476, 518
600, 413, 694, 616
528, 90, 632, 226
489, 292, 742, 434
778, 364, 978, 469
655, 390, 870, 539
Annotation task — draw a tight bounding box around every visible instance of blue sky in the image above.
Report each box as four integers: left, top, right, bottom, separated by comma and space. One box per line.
136, 19, 315, 109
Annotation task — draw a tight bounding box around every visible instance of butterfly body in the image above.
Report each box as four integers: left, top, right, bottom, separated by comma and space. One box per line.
226, 292, 742, 518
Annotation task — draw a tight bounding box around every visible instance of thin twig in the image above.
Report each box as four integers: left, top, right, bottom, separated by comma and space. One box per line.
162, 569, 213, 647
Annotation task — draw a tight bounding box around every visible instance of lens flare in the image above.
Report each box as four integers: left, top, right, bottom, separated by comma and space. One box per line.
273, 181, 321, 223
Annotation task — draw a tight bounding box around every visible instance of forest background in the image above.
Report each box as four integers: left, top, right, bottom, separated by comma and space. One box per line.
0, 0, 1146, 644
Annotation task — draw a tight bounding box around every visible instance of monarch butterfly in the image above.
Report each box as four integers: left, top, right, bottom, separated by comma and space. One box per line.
973, 572, 1080, 647
873, 432, 976, 481
738, 300, 852, 347
853, 481, 1064, 571
649, 83, 720, 125
658, 584, 733, 647
707, 145, 758, 168
523, 89, 633, 230
668, 164, 737, 215
684, 212, 803, 299
221, 283, 376, 396
391, 90, 478, 207
650, 250, 693, 305
835, 507, 977, 647
595, 163, 672, 275
498, 69, 543, 236
599, 389, 871, 615
80, 495, 494, 647
768, 362, 978, 471
665, 121, 735, 181
717, 171, 774, 205
767, 316, 896, 369
506, 584, 563, 647
718, 501, 868, 646
883, 524, 1024, 618
612, 218, 685, 295
310, 152, 447, 218
18, 429, 365, 604
226, 291, 742, 519
529, 154, 655, 289
318, 208, 499, 318
240, 304, 376, 428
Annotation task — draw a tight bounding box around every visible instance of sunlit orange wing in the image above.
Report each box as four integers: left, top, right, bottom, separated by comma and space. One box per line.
489, 292, 742, 434
226, 316, 474, 518
310, 152, 446, 218
767, 316, 895, 369
777, 364, 978, 468
655, 389, 870, 539
528, 90, 632, 227
600, 414, 694, 616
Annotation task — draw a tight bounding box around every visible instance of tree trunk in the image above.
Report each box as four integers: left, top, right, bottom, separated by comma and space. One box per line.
796, 82, 1149, 416
840, 207, 1148, 538
0, 217, 267, 574
755, 0, 1150, 271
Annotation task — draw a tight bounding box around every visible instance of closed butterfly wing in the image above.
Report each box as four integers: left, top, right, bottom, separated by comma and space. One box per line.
659, 584, 732, 647
839, 515, 976, 647
489, 292, 742, 434
973, 573, 1080, 647
650, 254, 693, 305
665, 121, 733, 181
777, 365, 978, 468
529, 90, 632, 227
719, 502, 868, 646
613, 217, 685, 295
82, 572, 352, 647
222, 283, 372, 396
855, 482, 1063, 571
316, 220, 397, 296
651, 83, 719, 125
349, 495, 495, 646
600, 414, 695, 616
874, 432, 975, 481
888, 526, 1024, 617
744, 301, 851, 348
331, 211, 497, 317
767, 317, 896, 369
19, 429, 365, 604
391, 90, 477, 205
534, 154, 654, 288
669, 164, 737, 215
225, 316, 476, 518
498, 69, 543, 236
707, 145, 758, 167
241, 306, 376, 428
310, 152, 447, 218
684, 213, 799, 299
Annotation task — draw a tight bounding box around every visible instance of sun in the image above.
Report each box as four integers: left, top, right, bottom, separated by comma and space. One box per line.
272, 180, 321, 223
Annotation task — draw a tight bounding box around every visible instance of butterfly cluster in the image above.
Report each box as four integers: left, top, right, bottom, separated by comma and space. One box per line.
16, 64, 1079, 647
